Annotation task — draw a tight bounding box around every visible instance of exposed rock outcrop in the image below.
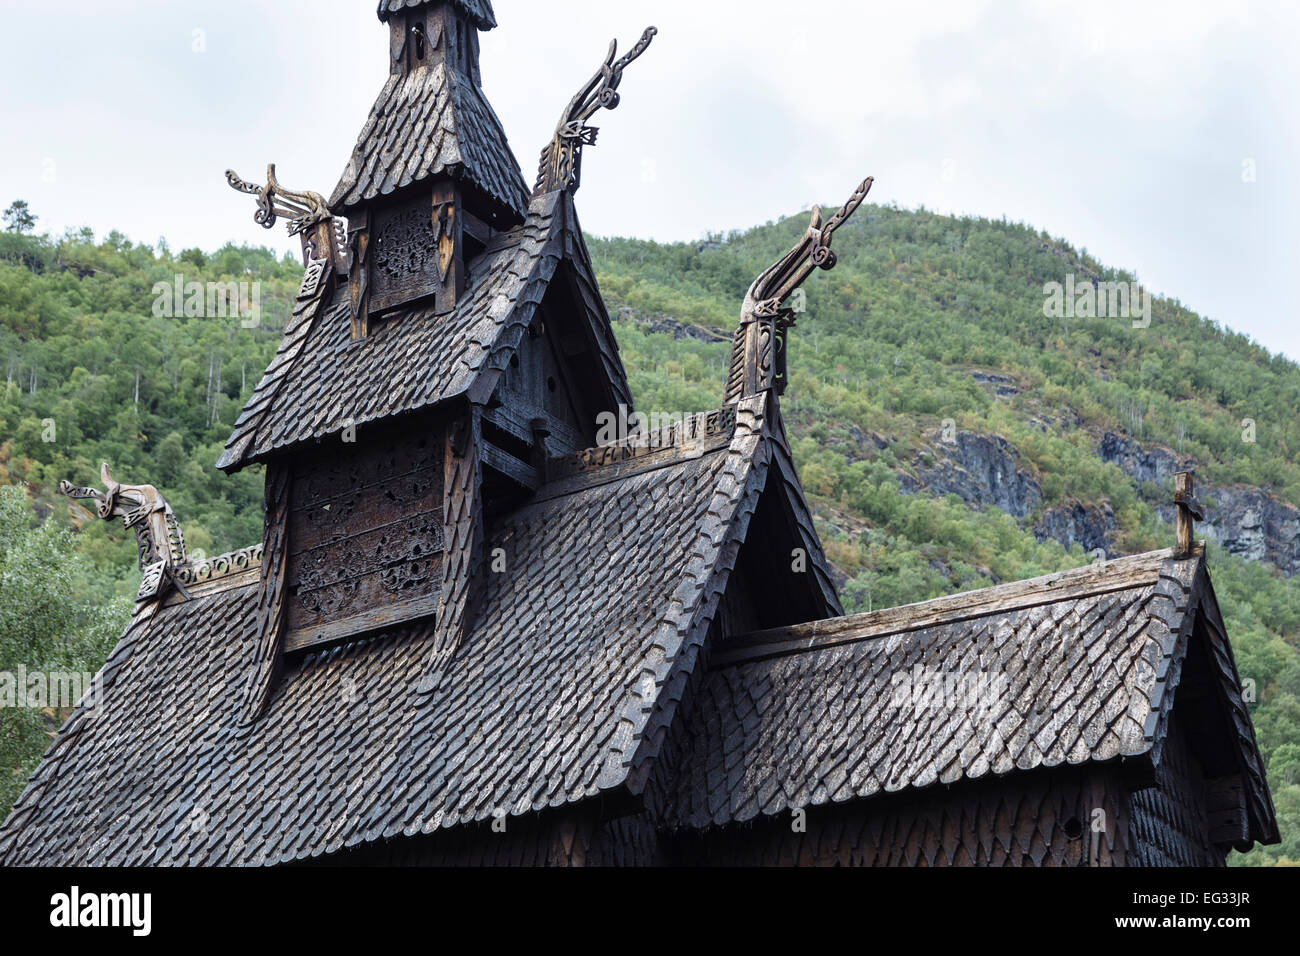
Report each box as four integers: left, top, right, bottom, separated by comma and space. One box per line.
914, 431, 1042, 518
620, 306, 726, 342
1101, 431, 1300, 576
970, 370, 1018, 397
1035, 501, 1116, 555
1098, 432, 1188, 487
1158, 485, 1300, 575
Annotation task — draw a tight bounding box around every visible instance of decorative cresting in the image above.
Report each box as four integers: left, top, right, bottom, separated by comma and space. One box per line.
533, 26, 657, 196
226, 164, 347, 271
59, 463, 187, 602
174, 544, 264, 588
724, 177, 874, 403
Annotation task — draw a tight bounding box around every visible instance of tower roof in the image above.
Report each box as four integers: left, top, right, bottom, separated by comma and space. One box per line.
377, 0, 497, 30
329, 61, 529, 218
218, 191, 629, 471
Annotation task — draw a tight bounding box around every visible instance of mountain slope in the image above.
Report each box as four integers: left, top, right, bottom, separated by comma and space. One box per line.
0, 204, 1297, 863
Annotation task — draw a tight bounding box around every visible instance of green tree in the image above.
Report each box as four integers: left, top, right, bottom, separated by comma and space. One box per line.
2, 201, 36, 236
0, 484, 128, 815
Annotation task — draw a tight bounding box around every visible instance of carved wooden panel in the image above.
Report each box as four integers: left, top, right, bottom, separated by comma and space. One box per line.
369, 196, 442, 314
286, 422, 445, 651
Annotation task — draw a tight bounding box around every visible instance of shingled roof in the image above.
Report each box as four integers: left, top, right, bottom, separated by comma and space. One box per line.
218, 190, 628, 471
377, 0, 497, 30
329, 61, 529, 218
667, 548, 1278, 848
1, 395, 844, 865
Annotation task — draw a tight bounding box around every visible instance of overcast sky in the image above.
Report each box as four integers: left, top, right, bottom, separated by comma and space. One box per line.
2, 0, 1296, 359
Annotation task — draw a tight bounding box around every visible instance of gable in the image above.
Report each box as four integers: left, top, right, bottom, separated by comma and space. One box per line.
0, 398, 777, 865
665, 549, 1277, 852
218, 191, 632, 472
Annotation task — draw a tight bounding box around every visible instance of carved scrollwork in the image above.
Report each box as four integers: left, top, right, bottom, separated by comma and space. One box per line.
725, 177, 873, 401
59, 463, 187, 601
174, 544, 264, 586
533, 26, 657, 195
225, 164, 336, 238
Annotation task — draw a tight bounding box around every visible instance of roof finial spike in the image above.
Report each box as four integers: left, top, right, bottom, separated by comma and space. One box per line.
724, 176, 873, 403
1174, 471, 1203, 556
533, 26, 658, 196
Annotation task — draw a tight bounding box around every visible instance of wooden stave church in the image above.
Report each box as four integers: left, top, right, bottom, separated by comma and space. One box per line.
0, 0, 1278, 867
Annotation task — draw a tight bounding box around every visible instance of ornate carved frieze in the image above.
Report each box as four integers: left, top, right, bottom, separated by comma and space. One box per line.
367, 194, 459, 315
286, 422, 446, 650
174, 544, 263, 588
550, 405, 737, 482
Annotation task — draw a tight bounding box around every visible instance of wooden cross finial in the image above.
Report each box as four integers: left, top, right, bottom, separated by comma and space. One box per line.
1174, 471, 1203, 556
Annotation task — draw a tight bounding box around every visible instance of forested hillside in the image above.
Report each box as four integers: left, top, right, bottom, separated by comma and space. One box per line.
1, 199, 1297, 863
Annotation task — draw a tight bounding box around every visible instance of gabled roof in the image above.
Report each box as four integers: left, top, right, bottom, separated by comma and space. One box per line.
377, 0, 497, 30
329, 61, 528, 218
2, 396, 841, 865
667, 548, 1278, 849
218, 190, 629, 471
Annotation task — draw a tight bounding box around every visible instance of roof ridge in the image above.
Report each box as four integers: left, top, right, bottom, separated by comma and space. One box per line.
713, 548, 1192, 668
529, 405, 740, 501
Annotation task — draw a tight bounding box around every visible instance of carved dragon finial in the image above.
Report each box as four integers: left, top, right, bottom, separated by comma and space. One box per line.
724, 177, 874, 403
59, 463, 188, 602
225, 164, 333, 236
226, 164, 348, 271
534, 26, 657, 196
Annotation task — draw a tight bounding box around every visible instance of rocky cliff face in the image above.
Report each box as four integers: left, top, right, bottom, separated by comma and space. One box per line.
1098, 432, 1300, 576
892, 426, 1300, 575
1157, 486, 1300, 575
1034, 501, 1116, 555
908, 431, 1042, 518
1098, 432, 1188, 487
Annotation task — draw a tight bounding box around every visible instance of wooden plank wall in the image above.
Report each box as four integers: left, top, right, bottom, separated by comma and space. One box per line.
662, 765, 1133, 867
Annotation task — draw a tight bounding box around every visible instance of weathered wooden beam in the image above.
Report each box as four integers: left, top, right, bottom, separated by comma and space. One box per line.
1174, 471, 1202, 556
484, 391, 586, 455
715, 549, 1181, 668
480, 439, 539, 490
285, 592, 441, 654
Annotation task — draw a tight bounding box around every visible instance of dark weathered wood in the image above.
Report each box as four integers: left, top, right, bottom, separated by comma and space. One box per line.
284, 418, 445, 649
725, 178, 872, 403
479, 439, 539, 491
716, 548, 1177, 668
482, 395, 585, 459
13, 4, 1278, 871
1174, 471, 1202, 556
417, 406, 485, 696
533, 27, 657, 196
284, 592, 441, 654
238, 461, 292, 727
58, 462, 187, 601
